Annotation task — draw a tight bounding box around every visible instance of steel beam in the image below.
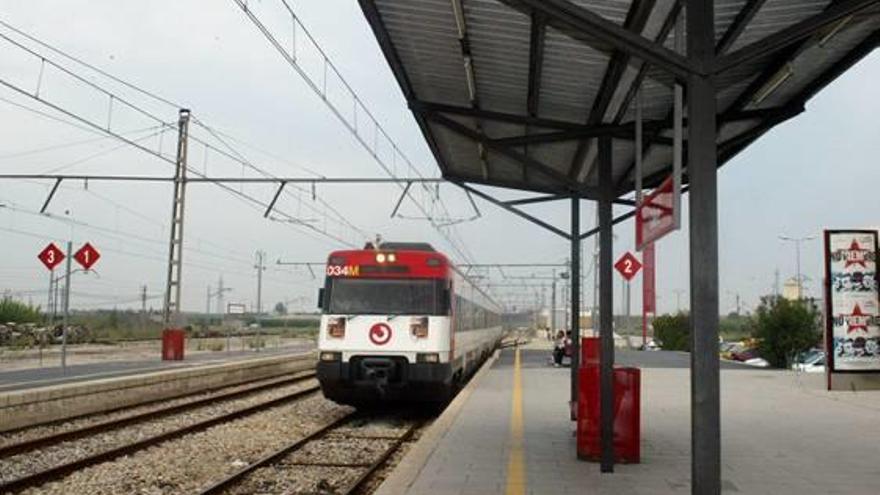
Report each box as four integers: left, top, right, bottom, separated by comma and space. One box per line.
526, 12, 546, 118
716, 0, 876, 73
411, 100, 604, 131
491, 119, 672, 147
0, 175, 444, 184
569, 195, 581, 419
263, 181, 287, 218
40, 178, 63, 214
358, 0, 452, 175
427, 112, 592, 194
687, 1, 720, 493
453, 182, 572, 240
597, 136, 615, 473
495, 0, 699, 79
568, 0, 657, 181
714, 0, 767, 54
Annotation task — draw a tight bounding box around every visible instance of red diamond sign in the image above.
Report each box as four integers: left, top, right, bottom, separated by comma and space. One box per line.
74, 242, 100, 270
614, 252, 642, 281
38, 243, 65, 271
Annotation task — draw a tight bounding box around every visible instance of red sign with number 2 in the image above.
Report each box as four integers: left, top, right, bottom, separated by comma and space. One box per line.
614, 252, 642, 281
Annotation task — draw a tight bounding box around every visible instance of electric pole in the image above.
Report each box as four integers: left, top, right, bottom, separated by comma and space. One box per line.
163, 108, 191, 326
255, 250, 266, 351
673, 289, 685, 312
141, 285, 148, 314
61, 241, 72, 372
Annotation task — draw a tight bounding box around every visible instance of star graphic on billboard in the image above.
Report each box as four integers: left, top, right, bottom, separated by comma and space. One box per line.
844, 304, 871, 334
843, 239, 869, 268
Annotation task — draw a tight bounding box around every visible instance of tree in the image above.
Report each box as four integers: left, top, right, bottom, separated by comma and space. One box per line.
274, 302, 288, 315
0, 297, 41, 323
752, 296, 820, 368
654, 312, 690, 351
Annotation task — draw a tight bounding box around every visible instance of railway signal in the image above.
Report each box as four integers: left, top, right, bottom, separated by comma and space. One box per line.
73, 242, 101, 270
37, 243, 65, 271
614, 252, 642, 281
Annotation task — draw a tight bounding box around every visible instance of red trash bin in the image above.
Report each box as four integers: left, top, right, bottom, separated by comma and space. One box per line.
162, 328, 186, 361
577, 365, 641, 463
581, 336, 599, 367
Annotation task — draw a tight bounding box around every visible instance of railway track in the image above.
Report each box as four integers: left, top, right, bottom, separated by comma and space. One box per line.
0, 372, 319, 493
198, 412, 423, 495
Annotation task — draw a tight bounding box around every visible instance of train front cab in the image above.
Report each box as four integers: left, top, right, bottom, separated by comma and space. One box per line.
316, 249, 458, 405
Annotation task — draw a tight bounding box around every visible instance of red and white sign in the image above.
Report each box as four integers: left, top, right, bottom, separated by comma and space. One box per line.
614, 252, 642, 281
636, 176, 677, 251
38, 243, 65, 271
74, 242, 100, 270
369, 322, 392, 346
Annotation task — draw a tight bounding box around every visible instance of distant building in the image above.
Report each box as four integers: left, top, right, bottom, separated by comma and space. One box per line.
782, 277, 800, 301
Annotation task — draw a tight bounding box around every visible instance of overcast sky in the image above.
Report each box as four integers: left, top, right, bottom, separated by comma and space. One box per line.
1, 1, 878, 317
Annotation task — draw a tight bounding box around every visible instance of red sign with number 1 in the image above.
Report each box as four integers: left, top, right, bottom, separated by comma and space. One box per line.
614, 252, 642, 281
74, 242, 101, 270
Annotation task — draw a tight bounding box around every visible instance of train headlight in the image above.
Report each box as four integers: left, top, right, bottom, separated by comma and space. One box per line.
376, 253, 387, 263
327, 317, 346, 338
417, 353, 440, 363
410, 317, 429, 338
320, 352, 341, 362
387, 253, 396, 262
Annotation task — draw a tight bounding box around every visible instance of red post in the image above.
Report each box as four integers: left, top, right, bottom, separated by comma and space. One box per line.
642, 243, 656, 348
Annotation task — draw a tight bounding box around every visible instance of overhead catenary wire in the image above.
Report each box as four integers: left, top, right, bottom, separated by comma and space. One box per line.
0, 24, 364, 248
228, 0, 480, 266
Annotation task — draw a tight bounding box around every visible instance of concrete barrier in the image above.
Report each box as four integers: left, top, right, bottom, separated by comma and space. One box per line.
0, 353, 316, 432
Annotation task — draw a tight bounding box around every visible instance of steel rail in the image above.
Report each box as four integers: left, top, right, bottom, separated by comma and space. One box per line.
337, 422, 421, 495
196, 415, 421, 495
0, 371, 316, 458
0, 383, 321, 493
195, 413, 358, 495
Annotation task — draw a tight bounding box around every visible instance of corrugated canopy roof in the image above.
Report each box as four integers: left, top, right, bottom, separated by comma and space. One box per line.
358, 0, 880, 198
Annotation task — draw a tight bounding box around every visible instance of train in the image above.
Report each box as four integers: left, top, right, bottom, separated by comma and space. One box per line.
316, 242, 504, 406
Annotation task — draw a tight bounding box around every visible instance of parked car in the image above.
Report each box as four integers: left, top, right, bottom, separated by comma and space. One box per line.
731, 347, 760, 362
792, 351, 826, 373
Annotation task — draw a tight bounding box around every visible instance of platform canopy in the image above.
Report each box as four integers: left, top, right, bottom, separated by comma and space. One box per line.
358, 0, 880, 198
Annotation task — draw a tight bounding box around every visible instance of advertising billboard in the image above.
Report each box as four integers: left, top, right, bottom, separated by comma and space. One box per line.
824, 230, 880, 372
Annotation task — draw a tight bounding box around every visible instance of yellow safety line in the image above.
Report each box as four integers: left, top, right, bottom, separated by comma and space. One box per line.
505, 347, 526, 495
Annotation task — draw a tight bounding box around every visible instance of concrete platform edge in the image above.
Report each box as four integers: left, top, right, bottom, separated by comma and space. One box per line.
0, 352, 316, 432
374, 348, 502, 495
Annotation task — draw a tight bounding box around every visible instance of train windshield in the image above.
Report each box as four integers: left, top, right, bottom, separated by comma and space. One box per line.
326, 278, 447, 315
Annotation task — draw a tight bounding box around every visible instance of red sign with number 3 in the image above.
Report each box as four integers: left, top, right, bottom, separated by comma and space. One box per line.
74, 242, 101, 270
614, 252, 642, 281
38, 243, 65, 271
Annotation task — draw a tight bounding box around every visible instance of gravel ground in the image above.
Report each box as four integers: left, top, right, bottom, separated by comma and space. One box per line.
20, 396, 352, 495
0, 373, 311, 449
228, 465, 363, 495
223, 417, 429, 495
0, 379, 319, 485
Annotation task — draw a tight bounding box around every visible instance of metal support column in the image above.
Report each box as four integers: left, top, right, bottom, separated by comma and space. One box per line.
597, 136, 615, 473
61, 241, 72, 372
570, 197, 581, 416
551, 269, 557, 334
163, 109, 191, 326
687, 1, 720, 493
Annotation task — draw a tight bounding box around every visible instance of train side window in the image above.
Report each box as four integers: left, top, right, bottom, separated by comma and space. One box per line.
317, 288, 325, 309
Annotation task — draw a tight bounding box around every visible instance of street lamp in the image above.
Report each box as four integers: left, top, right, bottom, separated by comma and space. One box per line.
778, 234, 816, 300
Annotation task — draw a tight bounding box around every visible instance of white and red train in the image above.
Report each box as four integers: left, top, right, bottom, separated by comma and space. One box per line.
316, 242, 503, 405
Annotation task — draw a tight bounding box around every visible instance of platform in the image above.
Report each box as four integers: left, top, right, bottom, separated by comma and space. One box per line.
384, 345, 880, 494
0, 342, 314, 392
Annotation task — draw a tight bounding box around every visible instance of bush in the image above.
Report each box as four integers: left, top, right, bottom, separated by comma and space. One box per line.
0, 298, 42, 324
753, 296, 820, 368
654, 312, 690, 351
